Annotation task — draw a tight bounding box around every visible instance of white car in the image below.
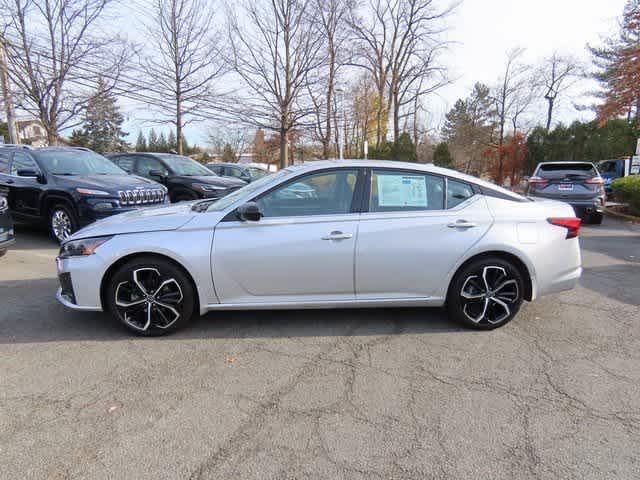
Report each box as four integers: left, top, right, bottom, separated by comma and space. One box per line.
56, 160, 582, 336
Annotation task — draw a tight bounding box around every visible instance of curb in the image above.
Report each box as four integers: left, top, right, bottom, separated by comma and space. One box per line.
604, 207, 640, 223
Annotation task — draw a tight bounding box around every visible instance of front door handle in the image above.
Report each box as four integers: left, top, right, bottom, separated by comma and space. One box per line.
4, 179, 14, 184
322, 231, 353, 241
447, 220, 477, 229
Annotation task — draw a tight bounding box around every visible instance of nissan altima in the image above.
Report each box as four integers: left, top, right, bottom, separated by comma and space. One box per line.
56, 160, 582, 336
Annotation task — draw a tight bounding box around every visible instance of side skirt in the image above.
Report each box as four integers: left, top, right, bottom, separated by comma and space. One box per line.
205, 297, 445, 311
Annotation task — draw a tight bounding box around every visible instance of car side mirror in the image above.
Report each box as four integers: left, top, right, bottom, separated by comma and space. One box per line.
522, 176, 530, 182
148, 169, 166, 180
17, 169, 44, 182
237, 201, 262, 222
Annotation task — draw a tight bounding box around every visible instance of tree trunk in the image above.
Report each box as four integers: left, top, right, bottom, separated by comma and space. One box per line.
393, 89, 400, 143
279, 127, 288, 169
545, 98, 554, 131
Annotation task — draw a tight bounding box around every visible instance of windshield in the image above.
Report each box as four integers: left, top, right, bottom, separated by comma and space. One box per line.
158, 154, 213, 176
203, 170, 288, 212
37, 150, 126, 175
248, 167, 268, 179
538, 163, 597, 179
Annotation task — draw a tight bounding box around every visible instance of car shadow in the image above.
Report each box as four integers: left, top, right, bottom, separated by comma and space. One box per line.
0, 277, 464, 344
579, 264, 640, 307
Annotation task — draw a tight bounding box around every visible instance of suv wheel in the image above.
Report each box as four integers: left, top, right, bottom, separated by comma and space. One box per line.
49, 204, 78, 243
106, 256, 196, 336
447, 257, 524, 330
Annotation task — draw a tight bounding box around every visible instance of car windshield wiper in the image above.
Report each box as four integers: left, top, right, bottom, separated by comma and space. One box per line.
191, 199, 218, 212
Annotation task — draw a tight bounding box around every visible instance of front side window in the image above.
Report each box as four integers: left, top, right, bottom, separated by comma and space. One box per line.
225, 167, 245, 178
248, 167, 268, 179
369, 169, 444, 212
447, 179, 474, 209
256, 170, 358, 218
0, 151, 10, 174
36, 150, 126, 175
158, 154, 212, 176
113, 156, 136, 173
10, 152, 39, 175
135, 157, 167, 178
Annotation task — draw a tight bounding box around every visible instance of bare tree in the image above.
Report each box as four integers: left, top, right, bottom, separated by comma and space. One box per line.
0, 0, 127, 144
538, 52, 581, 131
208, 126, 250, 162
350, 0, 456, 147
309, 0, 352, 159
226, 0, 324, 169
138, 0, 225, 155
492, 48, 530, 184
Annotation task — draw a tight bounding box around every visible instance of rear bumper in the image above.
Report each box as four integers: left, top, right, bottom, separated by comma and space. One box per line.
528, 195, 604, 216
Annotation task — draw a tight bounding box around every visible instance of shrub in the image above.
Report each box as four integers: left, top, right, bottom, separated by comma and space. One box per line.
612, 175, 640, 216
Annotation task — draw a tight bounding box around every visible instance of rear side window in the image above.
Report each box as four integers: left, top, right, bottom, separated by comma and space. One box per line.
113, 156, 136, 173
0, 151, 9, 173
369, 170, 444, 212
537, 163, 597, 178
447, 179, 474, 209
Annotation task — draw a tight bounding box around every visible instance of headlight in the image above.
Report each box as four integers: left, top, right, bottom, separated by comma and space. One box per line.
76, 188, 110, 196
0, 196, 8, 213
59, 236, 113, 259
192, 183, 226, 192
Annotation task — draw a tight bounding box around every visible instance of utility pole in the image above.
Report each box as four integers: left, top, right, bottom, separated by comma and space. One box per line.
0, 36, 18, 144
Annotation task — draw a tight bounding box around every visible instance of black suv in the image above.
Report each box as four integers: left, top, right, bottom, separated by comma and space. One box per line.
0, 188, 14, 257
0, 146, 168, 242
108, 153, 246, 202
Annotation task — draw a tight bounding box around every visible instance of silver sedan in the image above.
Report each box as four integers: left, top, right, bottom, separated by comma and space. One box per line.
56, 160, 582, 336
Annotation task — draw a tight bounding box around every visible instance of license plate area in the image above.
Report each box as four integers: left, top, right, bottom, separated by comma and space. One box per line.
558, 184, 574, 191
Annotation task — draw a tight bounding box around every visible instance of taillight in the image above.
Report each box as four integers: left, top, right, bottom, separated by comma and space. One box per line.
548, 217, 581, 239
585, 177, 604, 185
528, 176, 548, 186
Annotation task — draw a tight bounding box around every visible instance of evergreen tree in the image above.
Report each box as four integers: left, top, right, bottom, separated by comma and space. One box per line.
167, 131, 177, 152
158, 132, 168, 152
82, 77, 127, 153
135, 131, 147, 152
433, 142, 453, 168
69, 129, 89, 147
391, 132, 417, 161
148, 129, 159, 152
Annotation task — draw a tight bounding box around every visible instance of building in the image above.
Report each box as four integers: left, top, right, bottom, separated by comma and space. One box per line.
15, 118, 48, 147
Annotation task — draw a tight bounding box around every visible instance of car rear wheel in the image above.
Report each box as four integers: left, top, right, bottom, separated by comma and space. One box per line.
49, 204, 78, 243
106, 256, 196, 336
587, 212, 603, 225
447, 257, 524, 330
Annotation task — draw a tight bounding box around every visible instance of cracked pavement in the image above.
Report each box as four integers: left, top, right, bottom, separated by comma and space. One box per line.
1, 217, 639, 479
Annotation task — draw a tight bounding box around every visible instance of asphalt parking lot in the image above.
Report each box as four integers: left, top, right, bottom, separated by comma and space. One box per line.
1, 217, 639, 479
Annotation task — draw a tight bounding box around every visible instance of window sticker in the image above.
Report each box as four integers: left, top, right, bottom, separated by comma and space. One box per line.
377, 175, 427, 207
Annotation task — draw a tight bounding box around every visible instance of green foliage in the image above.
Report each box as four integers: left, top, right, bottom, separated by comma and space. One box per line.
135, 131, 147, 152
68, 129, 89, 147
612, 175, 640, 215
391, 132, 416, 161
433, 142, 453, 168
167, 131, 177, 152
0, 122, 8, 143
525, 119, 640, 174
158, 132, 168, 152
369, 140, 393, 160
148, 129, 159, 152
82, 77, 128, 153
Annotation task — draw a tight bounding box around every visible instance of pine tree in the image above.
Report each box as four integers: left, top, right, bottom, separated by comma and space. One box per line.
148, 129, 159, 152
167, 131, 177, 152
69, 129, 89, 147
135, 131, 147, 152
433, 142, 453, 168
158, 132, 168, 152
391, 132, 416, 161
82, 77, 127, 153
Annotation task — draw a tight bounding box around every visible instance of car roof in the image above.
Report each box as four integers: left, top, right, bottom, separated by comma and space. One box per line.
537, 161, 596, 165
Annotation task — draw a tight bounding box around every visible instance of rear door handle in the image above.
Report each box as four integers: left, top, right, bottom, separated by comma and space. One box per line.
447, 220, 477, 229
322, 231, 353, 241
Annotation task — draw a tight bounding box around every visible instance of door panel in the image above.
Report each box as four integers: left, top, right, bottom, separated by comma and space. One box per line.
8, 152, 42, 217
212, 216, 359, 304
355, 197, 493, 300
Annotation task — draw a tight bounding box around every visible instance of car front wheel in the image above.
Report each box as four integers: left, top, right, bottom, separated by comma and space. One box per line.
49, 204, 78, 243
106, 256, 196, 336
447, 257, 524, 330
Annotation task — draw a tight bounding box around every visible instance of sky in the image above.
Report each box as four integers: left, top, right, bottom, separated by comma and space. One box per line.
120, 0, 628, 147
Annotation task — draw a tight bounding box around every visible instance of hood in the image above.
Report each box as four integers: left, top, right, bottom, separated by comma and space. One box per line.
54, 174, 160, 192
174, 175, 246, 188
68, 202, 196, 240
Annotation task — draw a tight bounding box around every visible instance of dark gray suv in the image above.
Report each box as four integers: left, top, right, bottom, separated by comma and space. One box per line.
526, 161, 605, 224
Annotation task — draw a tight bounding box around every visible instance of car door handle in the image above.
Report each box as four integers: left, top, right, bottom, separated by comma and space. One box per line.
322, 231, 353, 241
4, 179, 13, 184
447, 220, 477, 229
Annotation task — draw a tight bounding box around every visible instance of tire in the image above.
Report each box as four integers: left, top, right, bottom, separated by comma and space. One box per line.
587, 212, 603, 225
447, 257, 524, 330
105, 256, 196, 336
49, 203, 79, 243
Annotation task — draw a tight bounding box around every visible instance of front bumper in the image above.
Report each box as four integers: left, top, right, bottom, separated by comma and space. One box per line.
0, 226, 15, 256
55, 255, 104, 311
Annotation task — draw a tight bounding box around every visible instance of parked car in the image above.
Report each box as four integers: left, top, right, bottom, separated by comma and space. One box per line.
206, 162, 269, 183
525, 161, 605, 224
108, 153, 246, 203
56, 160, 582, 336
0, 190, 14, 258
0, 146, 168, 242
597, 158, 639, 194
